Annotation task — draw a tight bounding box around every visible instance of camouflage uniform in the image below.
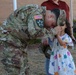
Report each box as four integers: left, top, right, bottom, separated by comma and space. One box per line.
0, 4, 46, 75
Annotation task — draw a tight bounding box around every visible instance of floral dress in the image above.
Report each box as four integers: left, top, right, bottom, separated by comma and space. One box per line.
49, 33, 76, 75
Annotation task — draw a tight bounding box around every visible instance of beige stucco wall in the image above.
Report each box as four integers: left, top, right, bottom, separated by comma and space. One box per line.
65, 0, 76, 20
0, 0, 76, 22
0, 0, 46, 22
73, 0, 76, 19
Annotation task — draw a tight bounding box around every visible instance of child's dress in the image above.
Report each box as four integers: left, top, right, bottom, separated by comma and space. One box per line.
49, 33, 76, 75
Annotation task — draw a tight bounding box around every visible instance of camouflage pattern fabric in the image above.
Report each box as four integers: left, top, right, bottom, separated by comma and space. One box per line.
0, 4, 46, 75
0, 4, 66, 75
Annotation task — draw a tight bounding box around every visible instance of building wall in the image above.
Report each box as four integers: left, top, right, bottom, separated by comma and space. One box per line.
73, 0, 76, 19
0, 0, 76, 22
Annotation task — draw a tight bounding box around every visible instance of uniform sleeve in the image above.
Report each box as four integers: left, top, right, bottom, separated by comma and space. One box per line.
62, 35, 74, 47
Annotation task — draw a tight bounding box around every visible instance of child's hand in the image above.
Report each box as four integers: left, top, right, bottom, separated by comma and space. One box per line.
54, 26, 61, 35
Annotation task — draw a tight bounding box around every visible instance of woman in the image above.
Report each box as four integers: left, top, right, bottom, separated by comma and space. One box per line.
41, 1, 75, 75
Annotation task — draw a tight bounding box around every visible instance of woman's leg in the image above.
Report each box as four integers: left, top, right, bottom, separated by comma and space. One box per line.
45, 58, 52, 75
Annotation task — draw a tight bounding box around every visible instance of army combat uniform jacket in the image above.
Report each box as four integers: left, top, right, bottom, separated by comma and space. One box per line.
0, 4, 45, 75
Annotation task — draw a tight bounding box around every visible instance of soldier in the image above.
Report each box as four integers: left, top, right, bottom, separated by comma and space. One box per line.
0, 4, 46, 75
0, 4, 65, 75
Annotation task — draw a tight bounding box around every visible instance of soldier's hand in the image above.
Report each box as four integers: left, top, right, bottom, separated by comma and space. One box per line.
41, 38, 48, 45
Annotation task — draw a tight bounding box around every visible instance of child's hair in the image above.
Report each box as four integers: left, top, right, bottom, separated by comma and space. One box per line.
65, 19, 72, 39
51, 8, 60, 22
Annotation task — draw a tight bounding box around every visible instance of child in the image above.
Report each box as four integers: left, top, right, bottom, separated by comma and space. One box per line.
49, 19, 76, 75
41, 9, 65, 75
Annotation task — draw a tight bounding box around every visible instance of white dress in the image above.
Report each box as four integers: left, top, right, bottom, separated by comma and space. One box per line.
49, 33, 76, 75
